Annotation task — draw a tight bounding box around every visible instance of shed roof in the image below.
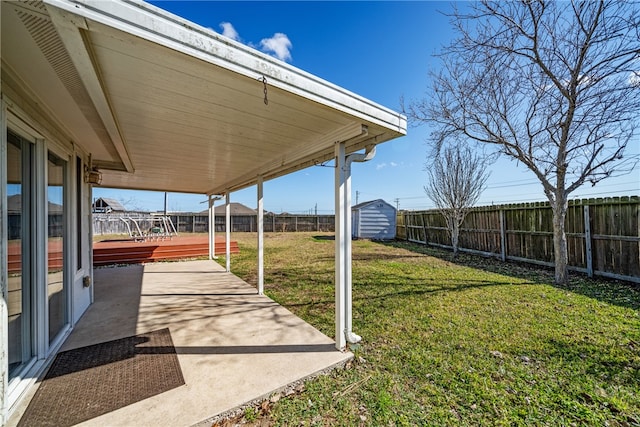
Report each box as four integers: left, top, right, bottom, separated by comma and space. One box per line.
93, 197, 127, 212
352, 199, 396, 211
3, 0, 406, 196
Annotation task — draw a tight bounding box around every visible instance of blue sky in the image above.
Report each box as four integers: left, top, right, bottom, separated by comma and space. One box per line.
94, 1, 639, 213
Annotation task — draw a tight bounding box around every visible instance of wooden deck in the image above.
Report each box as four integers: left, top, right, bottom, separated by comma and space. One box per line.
8, 240, 63, 274
93, 235, 239, 266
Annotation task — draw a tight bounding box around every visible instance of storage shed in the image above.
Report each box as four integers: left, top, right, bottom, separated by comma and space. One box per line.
352, 199, 397, 240
92, 197, 127, 213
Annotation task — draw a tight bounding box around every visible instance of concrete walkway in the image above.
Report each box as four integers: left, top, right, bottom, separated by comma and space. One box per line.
10, 260, 352, 426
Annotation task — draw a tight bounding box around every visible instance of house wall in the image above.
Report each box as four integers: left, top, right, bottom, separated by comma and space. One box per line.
1, 75, 94, 423
1, 82, 9, 427
353, 202, 397, 240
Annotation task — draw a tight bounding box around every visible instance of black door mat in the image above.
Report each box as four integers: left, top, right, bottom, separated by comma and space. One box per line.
18, 328, 185, 427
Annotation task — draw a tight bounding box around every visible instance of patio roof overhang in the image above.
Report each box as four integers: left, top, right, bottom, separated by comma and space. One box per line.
3, 0, 406, 196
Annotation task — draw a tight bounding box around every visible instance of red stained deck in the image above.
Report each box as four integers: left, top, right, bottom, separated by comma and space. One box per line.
8, 240, 63, 274
7, 236, 239, 272
93, 235, 239, 266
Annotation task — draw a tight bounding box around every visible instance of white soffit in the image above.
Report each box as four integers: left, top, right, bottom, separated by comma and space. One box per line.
41, 0, 407, 194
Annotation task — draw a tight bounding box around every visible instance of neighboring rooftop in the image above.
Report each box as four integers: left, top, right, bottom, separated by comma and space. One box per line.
93, 197, 127, 213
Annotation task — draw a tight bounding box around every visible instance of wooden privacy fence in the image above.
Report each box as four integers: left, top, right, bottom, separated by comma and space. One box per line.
172, 214, 335, 233
94, 213, 335, 234
397, 196, 639, 283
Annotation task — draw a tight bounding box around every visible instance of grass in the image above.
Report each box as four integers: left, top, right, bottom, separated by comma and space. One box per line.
216, 232, 640, 426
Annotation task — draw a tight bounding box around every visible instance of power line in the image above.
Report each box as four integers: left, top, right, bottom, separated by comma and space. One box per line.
395, 180, 639, 202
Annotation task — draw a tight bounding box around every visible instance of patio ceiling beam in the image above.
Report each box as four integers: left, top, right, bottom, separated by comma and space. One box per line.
46, 6, 134, 173
209, 122, 369, 196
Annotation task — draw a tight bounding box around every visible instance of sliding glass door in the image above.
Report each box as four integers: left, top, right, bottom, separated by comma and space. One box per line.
6, 130, 71, 381
7, 131, 35, 381
47, 151, 68, 344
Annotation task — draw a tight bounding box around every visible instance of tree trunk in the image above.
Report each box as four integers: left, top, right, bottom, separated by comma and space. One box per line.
451, 221, 460, 259
551, 200, 569, 284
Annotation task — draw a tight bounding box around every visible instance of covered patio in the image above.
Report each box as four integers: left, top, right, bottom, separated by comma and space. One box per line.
1, 0, 405, 423
8, 259, 351, 426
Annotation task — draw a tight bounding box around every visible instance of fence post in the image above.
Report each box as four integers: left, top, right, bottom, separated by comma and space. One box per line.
583, 204, 593, 277
402, 212, 407, 241
422, 213, 428, 244
499, 209, 506, 262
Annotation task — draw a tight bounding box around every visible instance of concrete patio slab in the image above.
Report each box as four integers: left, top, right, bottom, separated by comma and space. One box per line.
8, 260, 352, 426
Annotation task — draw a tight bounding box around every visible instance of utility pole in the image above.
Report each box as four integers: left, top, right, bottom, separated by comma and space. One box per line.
394, 198, 400, 211
356, 191, 360, 205
164, 192, 168, 216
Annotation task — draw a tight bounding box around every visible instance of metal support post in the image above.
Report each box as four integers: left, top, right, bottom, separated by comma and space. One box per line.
334, 141, 347, 350
225, 193, 231, 272
257, 176, 264, 295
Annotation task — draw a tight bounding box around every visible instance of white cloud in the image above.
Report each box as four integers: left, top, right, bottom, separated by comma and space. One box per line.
377, 162, 400, 170
217, 24, 293, 63
219, 22, 240, 41
260, 33, 292, 62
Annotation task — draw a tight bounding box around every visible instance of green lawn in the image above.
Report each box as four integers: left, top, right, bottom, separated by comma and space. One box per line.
217, 232, 640, 426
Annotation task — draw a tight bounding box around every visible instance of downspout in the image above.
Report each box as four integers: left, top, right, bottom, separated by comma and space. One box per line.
343, 144, 376, 344
347, 144, 377, 166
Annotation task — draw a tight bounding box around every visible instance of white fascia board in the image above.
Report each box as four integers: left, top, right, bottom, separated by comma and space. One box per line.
42, 0, 407, 135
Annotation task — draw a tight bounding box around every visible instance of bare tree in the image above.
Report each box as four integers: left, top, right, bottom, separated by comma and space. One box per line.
425, 145, 490, 258
406, 1, 640, 284
117, 196, 145, 213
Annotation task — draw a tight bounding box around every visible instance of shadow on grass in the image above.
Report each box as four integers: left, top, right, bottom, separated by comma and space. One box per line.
544, 337, 640, 391
279, 271, 529, 310
383, 240, 640, 311
313, 235, 335, 241
316, 253, 428, 262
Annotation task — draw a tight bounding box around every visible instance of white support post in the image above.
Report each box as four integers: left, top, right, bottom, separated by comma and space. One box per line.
344, 156, 355, 343
334, 142, 346, 350
208, 195, 214, 260
257, 176, 264, 295
334, 142, 375, 350
225, 193, 231, 272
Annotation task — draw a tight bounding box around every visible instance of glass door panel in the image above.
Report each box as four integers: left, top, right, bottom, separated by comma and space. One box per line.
7, 131, 34, 381
47, 151, 67, 344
